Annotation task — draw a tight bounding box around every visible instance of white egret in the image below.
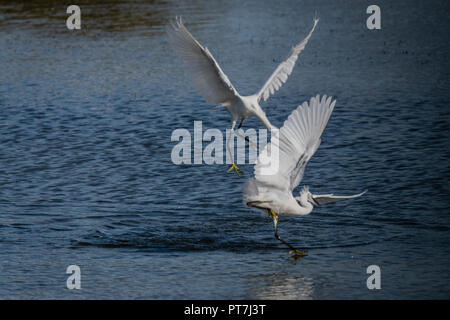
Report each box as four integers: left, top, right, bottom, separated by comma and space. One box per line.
166, 15, 318, 175
243, 94, 367, 257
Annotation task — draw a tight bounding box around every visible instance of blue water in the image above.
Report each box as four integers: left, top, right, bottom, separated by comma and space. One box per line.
0, 0, 449, 299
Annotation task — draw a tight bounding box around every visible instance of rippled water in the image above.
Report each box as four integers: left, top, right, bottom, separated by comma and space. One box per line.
0, 0, 449, 299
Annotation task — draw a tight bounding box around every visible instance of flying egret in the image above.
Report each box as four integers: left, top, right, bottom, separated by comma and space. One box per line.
242, 94, 367, 257
166, 15, 319, 175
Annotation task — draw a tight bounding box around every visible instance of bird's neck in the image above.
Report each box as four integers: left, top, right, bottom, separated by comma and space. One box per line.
294, 198, 313, 215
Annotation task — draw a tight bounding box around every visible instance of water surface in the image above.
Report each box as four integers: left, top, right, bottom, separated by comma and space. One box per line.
0, 0, 449, 299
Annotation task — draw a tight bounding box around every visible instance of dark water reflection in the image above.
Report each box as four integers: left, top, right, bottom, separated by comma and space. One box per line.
0, 0, 449, 299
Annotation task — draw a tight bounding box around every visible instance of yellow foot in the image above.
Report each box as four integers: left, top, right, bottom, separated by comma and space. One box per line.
289, 249, 307, 257
226, 163, 242, 176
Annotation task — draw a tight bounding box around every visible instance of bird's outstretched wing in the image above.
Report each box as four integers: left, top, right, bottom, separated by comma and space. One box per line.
166, 17, 240, 106
256, 14, 318, 102
311, 190, 368, 206
254, 94, 335, 192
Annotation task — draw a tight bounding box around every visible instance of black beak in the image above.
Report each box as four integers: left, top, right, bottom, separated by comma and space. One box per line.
310, 197, 320, 207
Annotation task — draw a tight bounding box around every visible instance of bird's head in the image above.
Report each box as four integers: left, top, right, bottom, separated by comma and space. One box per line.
296, 186, 310, 206
296, 186, 319, 207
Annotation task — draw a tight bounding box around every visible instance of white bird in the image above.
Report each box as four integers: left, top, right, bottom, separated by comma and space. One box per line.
243, 94, 367, 257
166, 15, 319, 175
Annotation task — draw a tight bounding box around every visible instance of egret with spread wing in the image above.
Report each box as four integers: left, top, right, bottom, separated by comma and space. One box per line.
166, 15, 318, 175
243, 94, 367, 257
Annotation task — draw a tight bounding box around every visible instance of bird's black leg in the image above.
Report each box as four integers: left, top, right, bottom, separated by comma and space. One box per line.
237, 118, 245, 129
269, 209, 306, 257
235, 118, 258, 149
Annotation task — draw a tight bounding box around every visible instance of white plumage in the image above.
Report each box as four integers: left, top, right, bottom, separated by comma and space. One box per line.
257, 17, 318, 102
244, 94, 366, 215
166, 17, 239, 106
166, 15, 318, 175
243, 94, 367, 256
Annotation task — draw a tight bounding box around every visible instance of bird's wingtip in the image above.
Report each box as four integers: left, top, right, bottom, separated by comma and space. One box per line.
169, 16, 183, 27
176, 15, 183, 26
313, 10, 319, 23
